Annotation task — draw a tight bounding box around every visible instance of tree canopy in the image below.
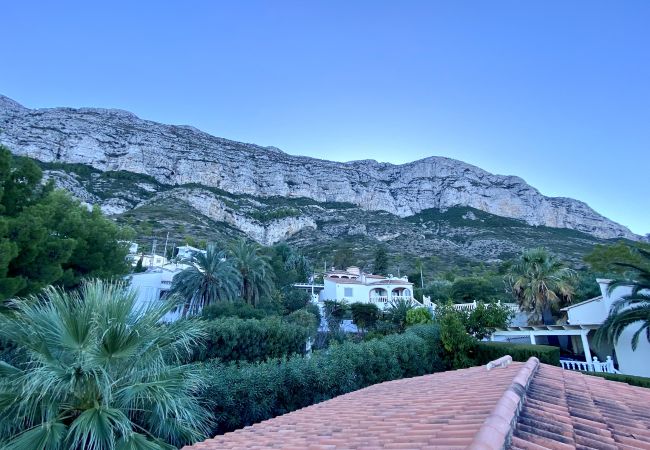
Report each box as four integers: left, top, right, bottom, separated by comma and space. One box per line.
506, 248, 575, 324
584, 241, 650, 276
0, 147, 132, 301
373, 246, 389, 275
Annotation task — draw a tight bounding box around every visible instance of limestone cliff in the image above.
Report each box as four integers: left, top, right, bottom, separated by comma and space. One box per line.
0, 94, 636, 241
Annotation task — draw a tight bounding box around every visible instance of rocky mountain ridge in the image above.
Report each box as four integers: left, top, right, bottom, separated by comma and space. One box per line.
0, 94, 637, 242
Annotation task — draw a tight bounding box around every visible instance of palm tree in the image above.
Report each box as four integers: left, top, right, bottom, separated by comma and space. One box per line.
169, 244, 241, 315
506, 247, 575, 324
386, 298, 416, 331
596, 249, 650, 350
228, 239, 274, 306
0, 279, 210, 450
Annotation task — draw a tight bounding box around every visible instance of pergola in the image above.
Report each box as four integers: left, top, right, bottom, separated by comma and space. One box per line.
490, 324, 600, 362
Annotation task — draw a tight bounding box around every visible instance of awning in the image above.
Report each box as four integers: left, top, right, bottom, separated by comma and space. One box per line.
490, 324, 601, 363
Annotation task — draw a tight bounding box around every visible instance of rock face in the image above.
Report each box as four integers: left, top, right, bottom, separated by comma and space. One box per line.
0, 94, 636, 240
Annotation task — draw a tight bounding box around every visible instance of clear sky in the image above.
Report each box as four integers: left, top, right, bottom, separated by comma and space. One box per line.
2, 1, 648, 235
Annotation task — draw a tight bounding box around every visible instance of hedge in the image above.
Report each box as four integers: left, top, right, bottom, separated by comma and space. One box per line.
581, 372, 650, 389
201, 302, 268, 320
475, 341, 560, 366
200, 324, 445, 435
192, 317, 312, 363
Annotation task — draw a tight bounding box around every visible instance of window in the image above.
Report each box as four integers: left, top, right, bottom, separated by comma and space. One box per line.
344, 287, 353, 297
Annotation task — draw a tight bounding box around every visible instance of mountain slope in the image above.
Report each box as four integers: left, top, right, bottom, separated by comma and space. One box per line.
0, 94, 636, 241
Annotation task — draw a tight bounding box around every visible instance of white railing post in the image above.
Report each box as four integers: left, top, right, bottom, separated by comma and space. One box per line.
561, 355, 620, 374
592, 356, 602, 372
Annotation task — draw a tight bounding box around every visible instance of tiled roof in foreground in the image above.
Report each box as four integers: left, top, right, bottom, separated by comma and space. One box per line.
184, 358, 650, 450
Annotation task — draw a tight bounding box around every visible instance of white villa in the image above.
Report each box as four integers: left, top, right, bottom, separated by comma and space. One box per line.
128, 262, 188, 321
175, 244, 206, 260
296, 266, 421, 310
491, 278, 650, 377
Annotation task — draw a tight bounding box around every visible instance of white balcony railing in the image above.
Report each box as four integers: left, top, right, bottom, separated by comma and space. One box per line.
369, 295, 416, 304
560, 356, 620, 374
446, 300, 519, 313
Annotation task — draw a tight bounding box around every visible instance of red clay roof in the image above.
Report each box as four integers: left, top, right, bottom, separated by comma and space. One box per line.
510, 364, 650, 450
325, 277, 362, 284
184, 358, 650, 450
368, 279, 413, 285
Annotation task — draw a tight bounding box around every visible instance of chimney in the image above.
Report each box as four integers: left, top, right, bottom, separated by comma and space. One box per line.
346, 266, 360, 275
596, 278, 612, 299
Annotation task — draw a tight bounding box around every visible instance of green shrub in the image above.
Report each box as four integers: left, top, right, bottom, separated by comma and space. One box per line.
285, 308, 319, 334
406, 307, 433, 325
200, 324, 444, 435
303, 302, 322, 324
464, 303, 513, 339
475, 341, 560, 366
434, 303, 512, 340
438, 308, 477, 369
193, 317, 311, 363
281, 289, 310, 314
385, 298, 415, 331
580, 372, 650, 389
201, 301, 268, 320
350, 303, 380, 331
323, 299, 348, 332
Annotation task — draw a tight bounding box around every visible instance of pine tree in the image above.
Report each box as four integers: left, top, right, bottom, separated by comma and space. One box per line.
373, 246, 389, 275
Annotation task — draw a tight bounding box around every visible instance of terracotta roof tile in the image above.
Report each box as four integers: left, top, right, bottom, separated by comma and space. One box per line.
184, 363, 524, 450
184, 358, 650, 450
510, 364, 650, 450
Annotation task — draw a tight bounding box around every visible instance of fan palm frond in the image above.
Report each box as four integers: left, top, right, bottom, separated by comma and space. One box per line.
596, 248, 650, 351
228, 239, 275, 306
0, 279, 210, 449
168, 244, 241, 315
506, 247, 576, 324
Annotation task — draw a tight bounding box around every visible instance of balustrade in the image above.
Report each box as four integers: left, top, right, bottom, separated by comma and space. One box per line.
560, 356, 619, 374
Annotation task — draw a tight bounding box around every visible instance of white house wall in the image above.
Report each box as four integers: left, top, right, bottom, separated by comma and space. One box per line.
319, 278, 413, 310
320, 279, 338, 301
565, 280, 649, 377
615, 326, 650, 377
567, 298, 608, 325
128, 270, 180, 321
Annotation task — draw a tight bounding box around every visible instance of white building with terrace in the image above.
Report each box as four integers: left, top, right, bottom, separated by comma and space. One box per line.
317, 266, 420, 310
490, 278, 650, 377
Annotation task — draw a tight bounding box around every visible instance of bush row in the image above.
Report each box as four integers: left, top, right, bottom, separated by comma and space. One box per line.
581, 372, 650, 389
199, 324, 445, 435
475, 341, 560, 366
192, 317, 313, 363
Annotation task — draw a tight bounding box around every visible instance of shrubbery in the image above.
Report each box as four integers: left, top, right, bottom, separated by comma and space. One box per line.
199, 324, 445, 435
201, 301, 268, 320
437, 307, 477, 369
475, 341, 560, 366
192, 317, 312, 363
581, 372, 650, 389
285, 307, 320, 332
406, 307, 433, 325
350, 303, 380, 331
323, 299, 348, 332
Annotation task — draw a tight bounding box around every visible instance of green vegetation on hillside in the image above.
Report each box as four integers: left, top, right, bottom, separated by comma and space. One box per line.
32, 156, 627, 280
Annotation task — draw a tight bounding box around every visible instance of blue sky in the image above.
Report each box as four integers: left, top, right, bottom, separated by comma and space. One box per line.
2, 1, 648, 235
